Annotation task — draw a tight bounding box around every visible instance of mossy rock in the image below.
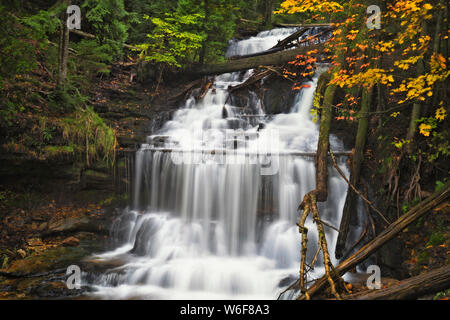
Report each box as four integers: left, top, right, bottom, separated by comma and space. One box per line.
4, 246, 87, 276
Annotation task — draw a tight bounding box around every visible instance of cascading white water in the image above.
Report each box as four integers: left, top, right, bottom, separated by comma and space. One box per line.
88, 28, 349, 300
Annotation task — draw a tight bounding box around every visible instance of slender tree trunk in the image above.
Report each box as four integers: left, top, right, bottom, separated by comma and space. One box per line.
406, 22, 427, 151
314, 84, 337, 202
264, 0, 274, 29
376, 83, 384, 128
57, 1, 70, 87
335, 87, 372, 259
199, 0, 209, 64
431, 9, 444, 108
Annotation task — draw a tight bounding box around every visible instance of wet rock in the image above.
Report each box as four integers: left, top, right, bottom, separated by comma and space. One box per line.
80, 258, 125, 273
27, 280, 77, 298
262, 77, 297, 114
81, 170, 115, 191
46, 216, 90, 236
61, 237, 80, 247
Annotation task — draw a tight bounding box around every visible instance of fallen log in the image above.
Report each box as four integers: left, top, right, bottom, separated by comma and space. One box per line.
298, 182, 450, 299
188, 43, 325, 76
228, 69, 272, 92
344, 265, 450, 300
227, 47, 287, 60
276, 23, 334, 28
271, 28, 309, 50
227, 29, 332, 61
195, 78, 214, 100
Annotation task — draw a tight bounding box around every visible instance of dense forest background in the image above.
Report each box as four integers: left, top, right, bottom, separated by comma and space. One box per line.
0, 0, 297, 164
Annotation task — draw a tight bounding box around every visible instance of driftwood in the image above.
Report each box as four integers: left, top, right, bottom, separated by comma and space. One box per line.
227, 47, 288, 60
271, 28, 309, 50
227, 28, 332, 61
188, 43, 325, 76
195, 78, 214, 100
297, 182, 450, 299
276, 23, 334, 28
344, 265, 450, 300
227, 69, 272, 93
298, 193, 348, 299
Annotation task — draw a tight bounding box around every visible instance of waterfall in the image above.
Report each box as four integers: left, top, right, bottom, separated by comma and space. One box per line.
88, 28, 349, 300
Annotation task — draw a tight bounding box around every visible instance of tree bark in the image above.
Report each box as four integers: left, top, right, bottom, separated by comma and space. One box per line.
264, 0, 274, 29
57, 1, 70, 87
335, 87, 372, 259
345, 265, 450, 300
314, 84, 337, 202
271, 28, 309, 50
298, 182, 450, 299
187, 43, 324, 76
228, 29, 331, 60
276, 23, 333, 28
406, 22, 427, 152
199, 0, 209, 64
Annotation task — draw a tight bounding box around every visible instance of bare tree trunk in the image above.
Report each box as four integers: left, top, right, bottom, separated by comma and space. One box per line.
431, 9, 444, 109
264, 0, 274, 29
199, 0, 209, 64
188, 43, 324, 76
406, 22, 427, 152
314, 84, 336, 202
57, 1, 70, 87
335, 87, 372, 259
275, 23, 333, 28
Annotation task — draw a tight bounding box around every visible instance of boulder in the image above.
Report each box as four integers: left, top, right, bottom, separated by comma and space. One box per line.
47, 216, 90, 235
